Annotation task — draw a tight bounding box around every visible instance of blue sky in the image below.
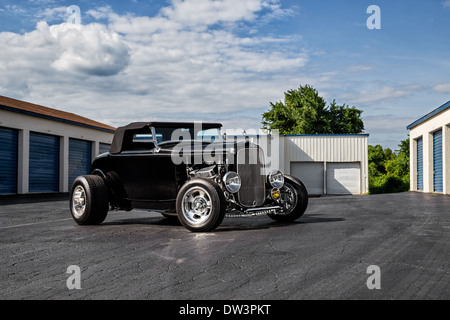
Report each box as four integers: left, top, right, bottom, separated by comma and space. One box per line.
1, 0, 450, 149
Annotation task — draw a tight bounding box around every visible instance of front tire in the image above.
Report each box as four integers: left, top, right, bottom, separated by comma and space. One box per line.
268, 175, 308, 222
176, 178, 226, 232
70, 175, 109, 225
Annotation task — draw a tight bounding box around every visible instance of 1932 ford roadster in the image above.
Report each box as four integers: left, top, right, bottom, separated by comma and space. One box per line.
69, 122, 308, 232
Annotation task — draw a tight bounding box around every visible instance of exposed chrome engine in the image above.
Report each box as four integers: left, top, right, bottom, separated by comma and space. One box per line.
185, 145, 286, 217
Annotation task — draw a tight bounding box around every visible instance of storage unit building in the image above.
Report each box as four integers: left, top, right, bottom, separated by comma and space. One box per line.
29, 132, 61, 193
68, 138, 93, 192
282, 135, 369, 195
407, 100, 450, 194
245, 133, 369, 196
0, 95, 115, 195
0, 127, 18, 194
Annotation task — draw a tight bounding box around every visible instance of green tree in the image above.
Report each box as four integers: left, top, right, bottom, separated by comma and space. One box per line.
368, 145, 388, 176
369, 138, 410, 194
386, 138, 410, 183
328, 101, 365, 134
262, 85, 364, 134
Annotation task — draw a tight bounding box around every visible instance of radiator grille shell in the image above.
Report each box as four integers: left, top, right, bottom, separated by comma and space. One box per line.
236, 147, 266, 207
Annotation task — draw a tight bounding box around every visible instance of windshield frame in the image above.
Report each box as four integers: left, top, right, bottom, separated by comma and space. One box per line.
150, 126, 223, 149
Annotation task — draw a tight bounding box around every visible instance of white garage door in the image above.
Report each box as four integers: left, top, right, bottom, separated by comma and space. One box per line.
291, 162, 324, 195
326, 163, 361, 195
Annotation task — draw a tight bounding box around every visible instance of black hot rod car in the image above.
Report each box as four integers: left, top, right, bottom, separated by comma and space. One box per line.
69, 122, 308, 232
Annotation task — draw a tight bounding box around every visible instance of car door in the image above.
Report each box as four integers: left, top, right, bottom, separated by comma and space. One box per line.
108, 149, 177, 202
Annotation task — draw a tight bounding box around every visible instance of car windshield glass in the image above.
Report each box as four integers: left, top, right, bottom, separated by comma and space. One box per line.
133, 134, 163, 143
197, 128, 221, 143
154, 127, 221, 143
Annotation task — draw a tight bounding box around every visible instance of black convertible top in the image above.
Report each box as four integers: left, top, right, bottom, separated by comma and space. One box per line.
109, 122, 222, 154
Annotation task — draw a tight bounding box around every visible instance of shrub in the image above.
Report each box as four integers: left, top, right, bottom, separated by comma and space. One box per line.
369, 175, 409, 194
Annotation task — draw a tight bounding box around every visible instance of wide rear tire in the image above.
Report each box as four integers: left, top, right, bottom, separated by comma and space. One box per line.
70, 175, 109, 225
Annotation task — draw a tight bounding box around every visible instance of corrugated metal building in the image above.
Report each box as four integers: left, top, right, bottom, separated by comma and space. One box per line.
246, 134, 369, 196
0, 95, 115, 195
407, 101, 450, 194
281, 135, 369, 195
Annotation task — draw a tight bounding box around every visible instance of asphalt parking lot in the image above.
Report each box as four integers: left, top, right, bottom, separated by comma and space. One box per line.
0, 192, 449, 300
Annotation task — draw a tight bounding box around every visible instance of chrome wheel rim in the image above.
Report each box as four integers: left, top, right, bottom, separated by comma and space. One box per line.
181, 187, 212, 225
281, 183, 298, 215
72, 186, 86, 219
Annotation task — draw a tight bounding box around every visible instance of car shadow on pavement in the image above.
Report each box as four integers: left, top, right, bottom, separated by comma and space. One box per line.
217, 214, 345, 232
102, 216, 182, 227
299, 214, 345, 224
100, 213, 345, 232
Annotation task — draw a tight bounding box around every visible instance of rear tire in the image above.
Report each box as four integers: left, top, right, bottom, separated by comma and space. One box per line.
70, 175, 109, 225
268, 175, 308, 222
176, 178, 226, 232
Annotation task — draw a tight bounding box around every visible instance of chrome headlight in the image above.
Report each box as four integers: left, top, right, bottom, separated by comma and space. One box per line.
223, 172, 241, 194
268, 170, 284, 188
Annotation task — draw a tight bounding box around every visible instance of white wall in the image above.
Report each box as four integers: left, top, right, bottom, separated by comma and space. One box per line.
283, 135, 369, 195
0, 109, 114, 194
409, 108, 450, 194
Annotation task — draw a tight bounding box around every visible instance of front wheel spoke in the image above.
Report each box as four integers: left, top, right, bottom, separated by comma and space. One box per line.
181, 186, 215, 225
279, 185, 297, 214
197, 190, 206, 198
186, 194, 196, 205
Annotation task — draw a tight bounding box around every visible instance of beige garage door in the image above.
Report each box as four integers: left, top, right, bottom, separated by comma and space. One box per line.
326, 163, 361, 195
290, 162, 324, 195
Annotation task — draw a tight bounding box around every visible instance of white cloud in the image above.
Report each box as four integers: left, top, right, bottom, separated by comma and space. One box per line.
347, 65, 373, 72
0, 1, 307, 128
364, 115, 414, 149
27, 0, 59, 4
432, 82, 450, 93
442, 0, 450, 8
364, 115, 415, 132
50, 23, 130, 76
4, 5, 27, 15
161, 0, 266, 27
36, 6, 68, 23
340, 86, 410, 105
0, 21, 130, 79
86, 6, 115, 20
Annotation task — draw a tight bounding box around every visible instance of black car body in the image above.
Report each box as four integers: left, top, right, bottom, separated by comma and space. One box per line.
70, 122, 308, 232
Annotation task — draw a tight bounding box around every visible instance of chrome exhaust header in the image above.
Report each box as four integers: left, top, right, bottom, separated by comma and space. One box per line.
226, 206, 282, 218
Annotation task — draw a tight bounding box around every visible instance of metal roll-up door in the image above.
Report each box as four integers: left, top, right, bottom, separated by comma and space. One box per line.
29, 132, 60, 193
0, 127, 18, 194
69, 138, 92, 191
417, 137, 423, 191
433, 130, 443, 193
326, 163, 361, 195
99, 143, 111, 155
291, 162, 324, 195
